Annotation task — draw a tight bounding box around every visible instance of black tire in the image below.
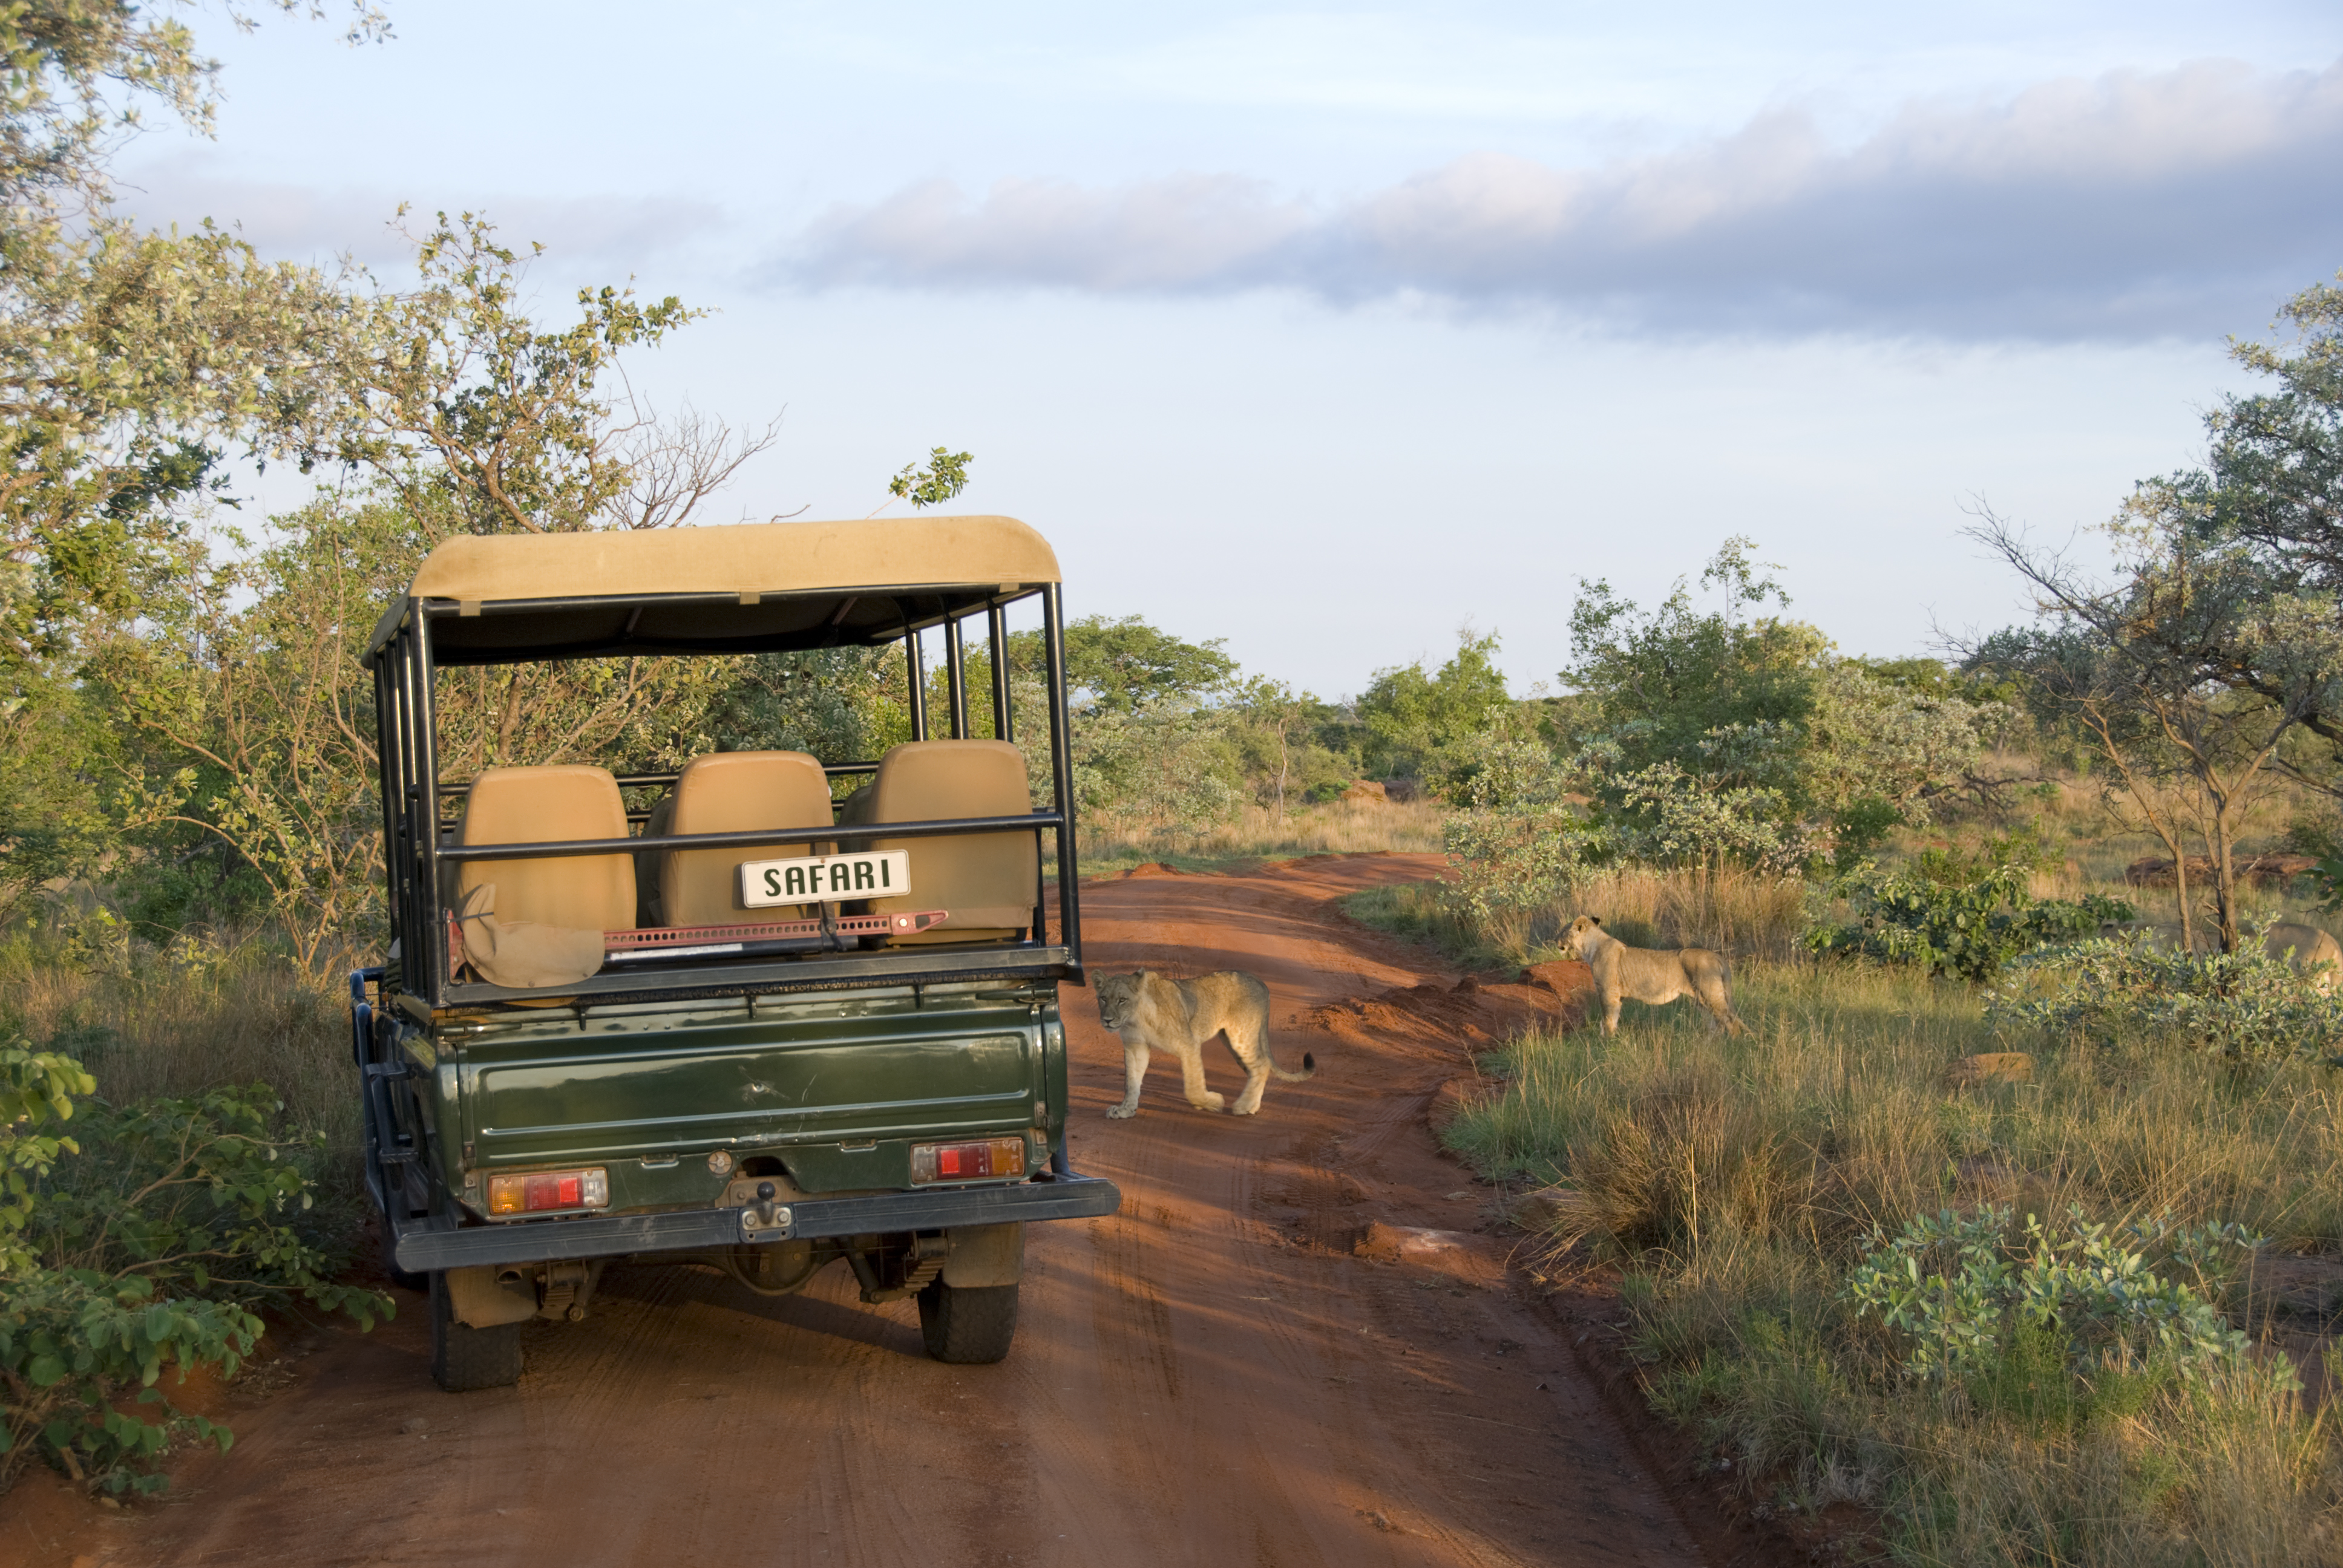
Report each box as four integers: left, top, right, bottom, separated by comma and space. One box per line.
916, 1279, 1019, 1364
429, 1272, 524, 1392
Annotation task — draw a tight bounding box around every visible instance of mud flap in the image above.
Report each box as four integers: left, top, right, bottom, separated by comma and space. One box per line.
940, 1221, 1024, 1287
445, 1264, 540, 1328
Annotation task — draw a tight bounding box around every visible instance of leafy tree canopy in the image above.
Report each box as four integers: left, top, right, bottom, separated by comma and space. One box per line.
1356, 628, 1509, 779
1022, 614, 1236, 717
1562, 537, 1829, 774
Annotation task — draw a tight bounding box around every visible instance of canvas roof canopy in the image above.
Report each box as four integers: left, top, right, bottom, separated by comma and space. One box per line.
364, 514, 1060, 667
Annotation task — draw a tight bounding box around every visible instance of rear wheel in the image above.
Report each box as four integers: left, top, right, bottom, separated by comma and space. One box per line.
916, 1278, 1019, 1364
430, 1272, 524, 1391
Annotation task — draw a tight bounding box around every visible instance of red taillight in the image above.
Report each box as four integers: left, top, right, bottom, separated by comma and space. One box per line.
487, 1167, 609, 1215
910, 1138, 1027, 1184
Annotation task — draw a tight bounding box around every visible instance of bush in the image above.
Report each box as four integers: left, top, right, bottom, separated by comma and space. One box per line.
1806, 860, 2132, 982
1990, 939, 2343, 1062
0, 1027, 390, 1495
1844, 1205, 2264, 1394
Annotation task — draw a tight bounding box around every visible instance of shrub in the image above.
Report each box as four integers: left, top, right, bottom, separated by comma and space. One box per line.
1844, 1205, 2264, 1394
1806, 860, 2132, 981
1990, 939, 2343, 1062
0, 1026, 391, 1496
1437, 737, 1601, 929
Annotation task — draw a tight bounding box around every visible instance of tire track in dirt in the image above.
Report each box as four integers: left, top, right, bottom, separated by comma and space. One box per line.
9, 852, 1711, 1568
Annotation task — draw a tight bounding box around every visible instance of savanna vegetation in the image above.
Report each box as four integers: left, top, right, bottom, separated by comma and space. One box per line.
7, 7, 2343, 1559
1360, 280, 2343, 1563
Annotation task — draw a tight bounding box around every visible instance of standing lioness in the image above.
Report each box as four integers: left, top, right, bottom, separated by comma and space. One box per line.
1566, 915, 1751, 1037
1096, 970, 1316, 1119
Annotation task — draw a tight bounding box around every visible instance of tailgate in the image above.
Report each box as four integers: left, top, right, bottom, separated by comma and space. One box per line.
457, 991, 1045, 1175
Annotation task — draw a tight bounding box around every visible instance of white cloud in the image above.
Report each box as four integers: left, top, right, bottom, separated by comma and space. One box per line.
781, 57, 2343, 340
111, 158, 725, 272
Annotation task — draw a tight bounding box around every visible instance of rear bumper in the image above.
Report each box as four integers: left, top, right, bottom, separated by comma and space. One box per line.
391, 1172, 1121, 1274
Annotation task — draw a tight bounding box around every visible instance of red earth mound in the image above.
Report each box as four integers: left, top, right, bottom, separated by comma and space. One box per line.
1291, 961, 1596, 1054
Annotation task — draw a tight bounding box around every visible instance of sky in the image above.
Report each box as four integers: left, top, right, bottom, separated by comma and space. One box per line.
115, 1, 2343, 698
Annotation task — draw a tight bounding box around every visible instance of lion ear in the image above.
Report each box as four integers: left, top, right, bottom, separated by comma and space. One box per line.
1592, 917, 1604, 927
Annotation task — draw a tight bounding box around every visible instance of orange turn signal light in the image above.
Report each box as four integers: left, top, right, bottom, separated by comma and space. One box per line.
487, 1167, 609, 1216
909, 1138, 1027, 1184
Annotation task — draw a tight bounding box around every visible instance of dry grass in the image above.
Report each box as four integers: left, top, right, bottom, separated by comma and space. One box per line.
0, 921, 358, 1160
1345, 861, 1810, 971
1078, 797, 1446, 875
1446, 953, 2343, 1563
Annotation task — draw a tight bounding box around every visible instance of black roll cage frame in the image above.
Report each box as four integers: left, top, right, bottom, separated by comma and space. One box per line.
369, 584, 1083, 1011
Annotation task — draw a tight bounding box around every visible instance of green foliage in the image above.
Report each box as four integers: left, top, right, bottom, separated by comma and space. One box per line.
1589, 747, 1807, 872
1990, 939, 2343, 1062
1438, 737, 1599, 927
707, 645, 913, 768
1807, 851, 2132, 982
1564, 538, 1825, 772
0, 1025, 389, 1495
1067, 698, 1242, 842
313, 212, 704, 536
1357, 628, 1508, 780
886, 447, 972, 509
1028, 614, 1236, 717
1565, 543, 1989, 861
1844, 1205, 2265, 1400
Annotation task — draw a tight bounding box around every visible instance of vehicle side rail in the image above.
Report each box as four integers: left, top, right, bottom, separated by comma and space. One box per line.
433, 810, 1064, 863
392, 1172, 1121, 1273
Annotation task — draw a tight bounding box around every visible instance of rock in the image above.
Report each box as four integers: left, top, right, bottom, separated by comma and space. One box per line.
1510, 1184, 1604, 1241
1340, 779, 1389, 805
1451, 974, 1479, 994
1945, 1051, 2034, 1088
1426, 1078, 1487, 1135
1353, 1222, 1503, 1285
1520, 959, 1596, 999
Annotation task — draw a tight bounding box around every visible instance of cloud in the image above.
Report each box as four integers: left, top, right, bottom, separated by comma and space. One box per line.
112, 159, 725, 272
782, 57, 2343, 341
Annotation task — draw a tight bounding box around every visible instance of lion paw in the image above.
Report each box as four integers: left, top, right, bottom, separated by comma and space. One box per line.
1190, 1093, 1226, 1112
1106, 1103, 1138, 1119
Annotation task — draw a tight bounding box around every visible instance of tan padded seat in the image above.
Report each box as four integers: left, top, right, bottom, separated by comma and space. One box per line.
863, 740, 1037, 943
658, 751, 834, 927
455, 766, 635, 933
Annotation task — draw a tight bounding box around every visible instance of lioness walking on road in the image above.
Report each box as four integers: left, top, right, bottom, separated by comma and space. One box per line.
1566, 915, 1751, 1038
1096, 970, 1316, 1118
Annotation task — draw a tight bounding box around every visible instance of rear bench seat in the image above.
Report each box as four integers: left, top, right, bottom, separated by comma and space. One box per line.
856, 739, 1037, 944
454, 765, 636, 933
655, 751, 833, 926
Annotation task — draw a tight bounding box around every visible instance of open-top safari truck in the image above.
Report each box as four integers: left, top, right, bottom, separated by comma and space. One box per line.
349, 515, 1118, 1390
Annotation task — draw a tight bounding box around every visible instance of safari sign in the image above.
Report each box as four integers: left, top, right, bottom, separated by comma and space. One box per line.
738, 849, 912, 909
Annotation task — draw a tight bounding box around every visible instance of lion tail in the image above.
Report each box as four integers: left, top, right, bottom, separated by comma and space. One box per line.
1267, 1048, 1316, 1082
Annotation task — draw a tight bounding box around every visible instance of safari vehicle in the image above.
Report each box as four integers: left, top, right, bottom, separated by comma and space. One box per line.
349, 515, 1119, 1391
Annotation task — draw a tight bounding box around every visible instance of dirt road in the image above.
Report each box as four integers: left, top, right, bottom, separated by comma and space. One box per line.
8, 854, 1706, 1568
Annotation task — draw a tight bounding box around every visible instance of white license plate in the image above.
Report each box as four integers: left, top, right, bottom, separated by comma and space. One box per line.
738, 849, 911, 908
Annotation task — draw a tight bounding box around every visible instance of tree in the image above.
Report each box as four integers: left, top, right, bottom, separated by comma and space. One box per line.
1020, 615, 1236, 717
0, 2, 390, 913
301, 212, 772, 537
1562, 539, 1824, 770
1356, 627, 1509, 780
1564, 540, 1986, 864
1231, 677, 1316, 822
1966, 506, 2343, 953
